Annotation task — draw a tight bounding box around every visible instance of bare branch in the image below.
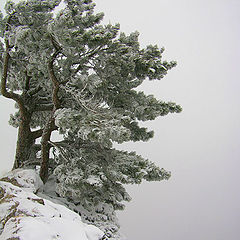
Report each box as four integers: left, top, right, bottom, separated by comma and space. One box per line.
1, 16, 26, 113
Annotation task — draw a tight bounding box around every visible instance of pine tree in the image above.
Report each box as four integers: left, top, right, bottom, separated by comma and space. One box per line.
0, 0, 182, 238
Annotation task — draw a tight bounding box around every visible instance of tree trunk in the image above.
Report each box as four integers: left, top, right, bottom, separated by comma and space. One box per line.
39, 115, 55, 183
13, 113, 34, 169
39, 44, 61, 183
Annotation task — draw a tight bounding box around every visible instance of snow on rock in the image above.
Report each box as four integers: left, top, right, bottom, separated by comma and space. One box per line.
0, 169, 43, 193
0, 169, 104, 240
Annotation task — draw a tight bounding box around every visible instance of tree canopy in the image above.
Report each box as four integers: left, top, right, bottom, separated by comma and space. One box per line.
0, 0, 181, 238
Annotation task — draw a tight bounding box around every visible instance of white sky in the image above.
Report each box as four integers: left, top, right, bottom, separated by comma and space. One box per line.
1, 0, 240, 240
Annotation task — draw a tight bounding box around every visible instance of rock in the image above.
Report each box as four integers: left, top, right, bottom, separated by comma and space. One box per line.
0, 169, 43, 193
0, 170, 104, 240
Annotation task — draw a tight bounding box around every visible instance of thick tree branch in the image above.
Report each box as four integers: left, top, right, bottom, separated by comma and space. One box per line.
31, 124, 58, 140
31, 129, 44, 140
0, 16, 26, 113
1, 40, 22, 102
49, 140, 69, 146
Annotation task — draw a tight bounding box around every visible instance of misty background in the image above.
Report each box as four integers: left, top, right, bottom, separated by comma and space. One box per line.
0, 0, 240, 239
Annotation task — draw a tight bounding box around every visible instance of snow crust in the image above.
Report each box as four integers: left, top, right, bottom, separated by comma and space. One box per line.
0, 169, 104, 240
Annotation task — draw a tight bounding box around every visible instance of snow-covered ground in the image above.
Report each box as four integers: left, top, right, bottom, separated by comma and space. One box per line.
0, 169, 104, 240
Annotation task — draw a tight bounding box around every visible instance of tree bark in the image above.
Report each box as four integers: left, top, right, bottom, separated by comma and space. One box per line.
40, 44, 61, 183
13, 112, 34, 169
39, 114, 56, 183
0, 25, 35, 169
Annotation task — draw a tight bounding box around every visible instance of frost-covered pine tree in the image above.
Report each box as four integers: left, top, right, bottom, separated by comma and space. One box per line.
0, 0, 181, 238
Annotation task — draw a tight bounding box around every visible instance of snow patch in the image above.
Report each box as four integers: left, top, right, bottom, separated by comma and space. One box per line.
0, 168, 43, 193
0, 169, 104, 240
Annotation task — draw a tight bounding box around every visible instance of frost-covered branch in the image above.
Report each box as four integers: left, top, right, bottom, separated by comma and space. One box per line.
1, 16, 23, 107
73, 45, 106, 75
28, 85, 42, 96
